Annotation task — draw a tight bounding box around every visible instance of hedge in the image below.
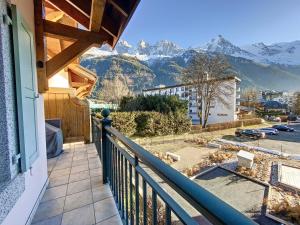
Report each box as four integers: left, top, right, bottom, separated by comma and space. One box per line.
96, 111, 191, 137
191, 118, 262, 132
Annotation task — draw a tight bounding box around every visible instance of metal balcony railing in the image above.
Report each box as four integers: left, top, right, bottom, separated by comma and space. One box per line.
92, 111, 257, 225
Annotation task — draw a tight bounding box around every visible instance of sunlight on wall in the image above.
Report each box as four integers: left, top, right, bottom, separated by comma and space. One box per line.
48, 70, 69, 88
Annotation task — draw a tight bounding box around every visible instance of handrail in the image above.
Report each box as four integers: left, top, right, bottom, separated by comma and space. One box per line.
105, 126, 257, 225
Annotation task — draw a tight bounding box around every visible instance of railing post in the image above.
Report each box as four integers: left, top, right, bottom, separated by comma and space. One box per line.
91, 113, 96, 143
101, 109, 112, 184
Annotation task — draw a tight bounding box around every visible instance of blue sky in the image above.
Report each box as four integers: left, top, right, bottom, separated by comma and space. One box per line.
121, 0, 300, 48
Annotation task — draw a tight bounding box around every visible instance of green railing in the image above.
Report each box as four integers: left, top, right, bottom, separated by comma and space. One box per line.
92, 111, 257, 225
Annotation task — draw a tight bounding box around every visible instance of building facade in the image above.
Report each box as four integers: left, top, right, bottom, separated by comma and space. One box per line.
143, 77, 241, 125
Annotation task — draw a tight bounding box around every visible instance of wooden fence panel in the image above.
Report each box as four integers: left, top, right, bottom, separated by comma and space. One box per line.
44, 89, 91, 143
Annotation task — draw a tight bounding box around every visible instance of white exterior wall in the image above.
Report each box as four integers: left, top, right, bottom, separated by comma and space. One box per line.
203, 79, 237, 124
1, 1, 48, 224
48, 69, 70, 88
143, 78, 239, 125
2, 97, 48, 225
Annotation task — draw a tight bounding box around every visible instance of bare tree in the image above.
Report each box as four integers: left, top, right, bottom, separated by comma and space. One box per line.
241, 88, 259, 108
183, 54, 234, 128
98, 76, 132, 105
292, 92, 300, 115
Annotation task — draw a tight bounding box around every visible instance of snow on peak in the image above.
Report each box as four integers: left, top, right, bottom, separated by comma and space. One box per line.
84, 37, 300, 65
203, 35, 253, 57
119, 40, 132, 48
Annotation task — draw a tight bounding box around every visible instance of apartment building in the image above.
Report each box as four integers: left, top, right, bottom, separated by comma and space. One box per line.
143, 76, 241, 125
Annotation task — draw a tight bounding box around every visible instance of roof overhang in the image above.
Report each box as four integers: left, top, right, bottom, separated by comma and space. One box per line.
34, 0, 140, 93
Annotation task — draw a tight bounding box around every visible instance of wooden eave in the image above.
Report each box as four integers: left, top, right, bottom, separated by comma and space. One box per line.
34, 0, 140, 93
68, 63, 97, 98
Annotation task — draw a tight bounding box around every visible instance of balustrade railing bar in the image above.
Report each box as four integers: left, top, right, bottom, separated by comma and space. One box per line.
92, 115, 257, 225
166, 205, 172, 225
121, 154, 125, 219
142, 179, 147, 225
152, 190, 157, 225
134, 156, 140, 225
129, 164, 134, 225
125, 160, 129, 225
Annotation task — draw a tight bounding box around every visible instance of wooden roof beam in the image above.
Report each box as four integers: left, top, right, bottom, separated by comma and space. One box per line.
34, 0, 48, 92
72, 81, 88, 88
101, 16, 120, 39
89, 0, 106, 32
43, 19, 111, 43
46, 11, 64, 22
45, 0, 90, 28
67, 0, 92, 15
46, 40, 96, 79
108, 0, 129, 17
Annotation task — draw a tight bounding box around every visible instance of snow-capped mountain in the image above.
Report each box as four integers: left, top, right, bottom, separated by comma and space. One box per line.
115, 40, 134, 54
242, 41, 300, 65
84, 36, 300, 66
201, 35, 255, 58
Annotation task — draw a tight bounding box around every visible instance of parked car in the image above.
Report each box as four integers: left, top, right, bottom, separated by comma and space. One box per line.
235, 129, 266, 139
272, 125, 295, 132
259, 128, 279, 135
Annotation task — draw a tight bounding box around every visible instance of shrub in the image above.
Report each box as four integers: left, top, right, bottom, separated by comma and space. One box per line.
96, 111, 191, 137
119, 95, 188, 114
209, 151, 233, 163
271, 199, 300, 224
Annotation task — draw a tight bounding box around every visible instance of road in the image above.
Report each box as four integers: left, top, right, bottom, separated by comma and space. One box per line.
225, 124, 300, 155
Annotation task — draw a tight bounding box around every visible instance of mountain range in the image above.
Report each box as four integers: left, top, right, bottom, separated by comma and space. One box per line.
80, 35, 300, 96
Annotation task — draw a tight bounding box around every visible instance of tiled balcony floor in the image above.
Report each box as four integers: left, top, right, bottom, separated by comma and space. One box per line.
31, 142, 122, 225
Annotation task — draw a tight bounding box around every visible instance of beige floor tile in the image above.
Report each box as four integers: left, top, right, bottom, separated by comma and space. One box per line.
48, 175, 69, 189
91, 176, 104, 188
41, 185, 67, 202
92, 185, 112, 202
67, 179, 91, 195
96, 215, 122, 225
69, 170, 90, 183
89, 168, 102, 177
71, 164, 89, 174
31, 214, 62, 225
64, 190, 93, 212
94, 197, 118, 223
32, 197, 65, 223
61, 204, 95, 225
50, 168, 71, 178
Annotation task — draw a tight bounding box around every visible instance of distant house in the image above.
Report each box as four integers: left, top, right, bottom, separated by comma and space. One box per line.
262, 100, 287, 113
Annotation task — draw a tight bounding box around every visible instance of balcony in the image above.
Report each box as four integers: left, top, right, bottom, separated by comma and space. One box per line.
32, 142, 121, 225
31, 114, 256, 225
90, 113, 256, 225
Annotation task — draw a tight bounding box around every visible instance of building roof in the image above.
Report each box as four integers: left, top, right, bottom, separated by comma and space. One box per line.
142, 76, 240, 92
262, 101, 287, 109
45, 0, 140, 47
36, 0, 140, 93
